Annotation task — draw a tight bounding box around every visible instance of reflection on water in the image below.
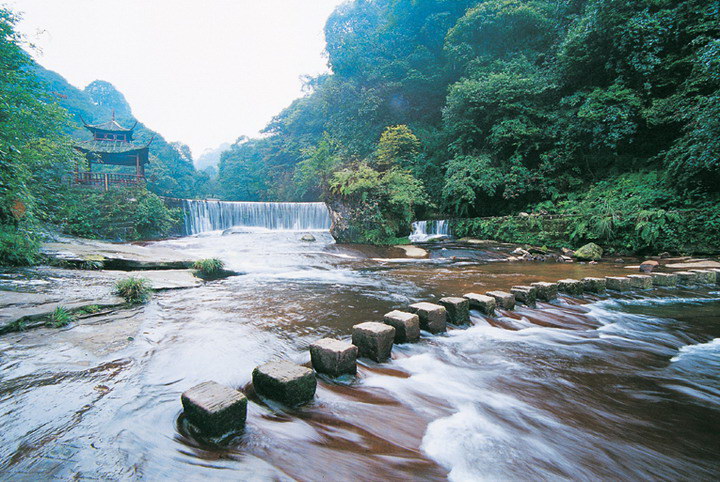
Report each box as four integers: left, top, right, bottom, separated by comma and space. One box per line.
0, 230, 718, 480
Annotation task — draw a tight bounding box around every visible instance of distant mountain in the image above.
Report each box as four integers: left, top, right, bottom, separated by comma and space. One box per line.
195, 142, 231, 171
31, 64, 201, 198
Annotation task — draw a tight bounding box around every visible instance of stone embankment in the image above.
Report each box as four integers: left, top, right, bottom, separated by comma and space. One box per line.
181, 268, 720, 437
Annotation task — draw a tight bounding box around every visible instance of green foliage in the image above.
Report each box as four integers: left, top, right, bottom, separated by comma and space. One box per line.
114, 277, 153, 304
192, 258, 224, 276
47, 306, 74, 328
0, 225, 42, 266
76, 304, 103, 315
375, 125, 421, 170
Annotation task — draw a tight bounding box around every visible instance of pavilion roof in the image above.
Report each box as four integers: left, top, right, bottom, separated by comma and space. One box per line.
75, 139, 150, 154
84, 119, 136, 133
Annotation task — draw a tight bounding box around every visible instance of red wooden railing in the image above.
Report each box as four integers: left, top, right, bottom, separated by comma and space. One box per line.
74, 172, 144, 190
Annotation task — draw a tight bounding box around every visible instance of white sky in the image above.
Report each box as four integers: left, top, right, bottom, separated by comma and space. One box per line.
9, 0, 345, 157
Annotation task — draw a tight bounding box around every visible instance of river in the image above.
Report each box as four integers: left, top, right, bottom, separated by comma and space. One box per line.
0, 210, 718, 480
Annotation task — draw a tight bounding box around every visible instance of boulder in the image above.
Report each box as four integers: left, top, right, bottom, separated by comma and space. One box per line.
531, 282, 558, 301
300, 234, 316, 242
486, 291, 515, 310
651, 272, 678, 286
463, 293, 496, 315
675, 271, 699, 285
394, 245, 429, 259
558, 279, 583, 295
582, 277, 607, 293
252, 361, 317, 406
438, 297, 470, 325
690, 269, 716, 284
639, 260, 659, 273
383, 310, 421, 343
606, 276, 632, 291
574, 243, 603, 261
181, 381, 247, 435
561, 247, 575, 256
512, 248, 530, 257
310, 338, 358, 377
510, 286, 537, 306
627, 274, 653, 289
352, 322, 395, 362
408, 302, 447, 334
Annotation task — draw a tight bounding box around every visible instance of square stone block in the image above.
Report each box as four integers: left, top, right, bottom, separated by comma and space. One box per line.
558, 279, 584, 295
181, 381, 247, 435
352, 322, 395, 362
252, 361, 317, 406
651, 272, 677, 286
711, 269, 720, 285
486, 291, 515, 310
627, 274, 653, 289
310, 338, 358, 377
675, 271, 699, 285
463, 293, 496, 315
690, 269, 716, 284
383, 310, 420, 343
606, 276, 632, 291
582, 277, 607, 293
510, 285, 537, 306
531, 282, 558, 301
408, 302, 447, 334
439, 297, 470, 325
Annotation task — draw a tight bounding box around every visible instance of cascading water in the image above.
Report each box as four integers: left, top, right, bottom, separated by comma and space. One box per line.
182, 199, 332, 235
409, 220, 451, 242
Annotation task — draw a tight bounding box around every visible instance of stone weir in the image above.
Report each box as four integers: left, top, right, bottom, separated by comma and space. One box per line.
180, 269, 720, 437
163, 198, 332, 236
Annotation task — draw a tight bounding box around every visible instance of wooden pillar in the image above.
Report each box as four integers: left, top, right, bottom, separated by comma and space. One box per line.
104, 173, 109, 192
135, 153, 140, 178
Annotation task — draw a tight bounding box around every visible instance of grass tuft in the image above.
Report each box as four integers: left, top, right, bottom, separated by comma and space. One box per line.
114, 277, 153, 304
192, 258, 224, 276
47, 306, 75, 328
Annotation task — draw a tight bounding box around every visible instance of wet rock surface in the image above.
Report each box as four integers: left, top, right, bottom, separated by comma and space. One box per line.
252, 361, 317, 406
181, 381, 248, 435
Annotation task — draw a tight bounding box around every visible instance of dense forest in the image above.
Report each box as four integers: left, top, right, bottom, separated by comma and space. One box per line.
218, 0, 720, 249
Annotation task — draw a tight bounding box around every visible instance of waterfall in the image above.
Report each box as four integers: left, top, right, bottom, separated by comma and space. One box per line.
409, 220, 451, 242
182, 200, 332, 235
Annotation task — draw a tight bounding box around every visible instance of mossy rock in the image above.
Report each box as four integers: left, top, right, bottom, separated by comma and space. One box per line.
574, 243, 603, 261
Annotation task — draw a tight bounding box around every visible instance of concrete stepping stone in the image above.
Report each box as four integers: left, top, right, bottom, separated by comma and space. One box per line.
675, 271, 699, 285
627, 274, 653, 289
510, 286, 537, 306
531, 282, 558, 301
408, 302, 447, 333
463, 293, 496, 315
310, 338, 358, 377
439, 297, 470, 325
352, 322, 395, 362
582, 277, 607, 293
651, 272, 678, 286
252, 361, 317, 406
690, 269, 716, 284
181, 381, 247, 436
383, 310, 420, 343
558, 279, 583, 295
486, 291, 515, 310
606, 276, 632, 291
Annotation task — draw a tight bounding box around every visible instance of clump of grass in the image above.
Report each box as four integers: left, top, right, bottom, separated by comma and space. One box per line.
114, 277, 152, 304
77, 304, 103, 315
47, 306, 75, 328
192, 258, 224, 276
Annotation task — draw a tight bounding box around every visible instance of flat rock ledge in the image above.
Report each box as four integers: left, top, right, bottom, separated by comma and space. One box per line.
383, 310, 420, 343
252, 361, 317, 406
352, 322, 395, 362
408, 302, 447, 334
181, 381, 247, 436
310, 338, 358, 377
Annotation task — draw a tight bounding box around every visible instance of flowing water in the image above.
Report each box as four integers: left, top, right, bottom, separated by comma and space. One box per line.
410, 220, 451, 242
0, 207, 719, 480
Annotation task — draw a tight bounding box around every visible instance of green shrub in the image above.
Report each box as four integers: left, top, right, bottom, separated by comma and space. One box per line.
192, 258, 224, 276
47, 306, 74, 328
77, 304, 102, 315
114, 277, 153, 304
0, 225, 42, 266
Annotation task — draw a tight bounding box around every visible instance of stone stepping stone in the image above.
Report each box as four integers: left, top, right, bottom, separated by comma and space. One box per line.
408, 302, 447, 334
486, 291, 515, 310
352, 322, 395, 362
690, 269, 716, 284
531, 282, 558, 301
711, 269, 720, 285
627, 274, 653, 289
651, 272, 677, 286
383, 310, 420, 343
310, 338, 358, 377
439, 297, 470, 325
675, 271, 699, 285
181, 381, 247, 436
558, 279, 583, 295
463, 293, 496, 315
510, 286, 537, 306
582, 277, 607, 293
252, 361, 317, 406
606, 276, 632, 291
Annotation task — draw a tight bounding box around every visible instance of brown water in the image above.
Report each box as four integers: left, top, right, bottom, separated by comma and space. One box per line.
0, 230, 719, 480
